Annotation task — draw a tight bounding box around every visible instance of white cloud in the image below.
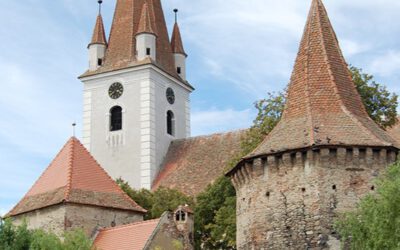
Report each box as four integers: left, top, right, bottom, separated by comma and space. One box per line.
368, 50, 400, 77
340, 39, 370, 57
191, 108, 255, 136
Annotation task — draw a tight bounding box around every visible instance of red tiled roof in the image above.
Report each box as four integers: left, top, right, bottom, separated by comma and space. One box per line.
171, 22, 186, 56
81, 0, 179, 80
89, 14, 107, 46
152, 130, 246, 196
7, 137, 146, 216
243, 0, 398, 161
137, 2, 156, 35
387, 118, 400, 144
93, 219, 160, 250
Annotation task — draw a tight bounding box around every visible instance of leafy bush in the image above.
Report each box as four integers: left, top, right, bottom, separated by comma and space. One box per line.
0, 219, 92, 250
335, 162, 400, 249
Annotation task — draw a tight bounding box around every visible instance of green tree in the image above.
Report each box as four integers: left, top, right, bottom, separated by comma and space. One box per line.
194, 176, 236, 249
335, 162, 400, 249
0, 219, 92, 250
350, 66, 398, 128
117, 178, 194, 220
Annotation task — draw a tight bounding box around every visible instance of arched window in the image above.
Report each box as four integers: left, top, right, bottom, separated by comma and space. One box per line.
167, 110, 175, 136
175, 210, 186, 222
110, 106, 122, 131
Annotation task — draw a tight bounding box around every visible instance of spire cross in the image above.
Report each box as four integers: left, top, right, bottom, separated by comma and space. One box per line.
98, 0, 103, 15
173, 9, 178, 23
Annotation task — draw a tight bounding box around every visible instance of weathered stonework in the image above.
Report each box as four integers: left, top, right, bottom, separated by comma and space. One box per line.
231, 147, 397, 249
65, 204, 143, 236
12, 204, 66, 237
12, 203, 143, 237
145, 209, 194, 250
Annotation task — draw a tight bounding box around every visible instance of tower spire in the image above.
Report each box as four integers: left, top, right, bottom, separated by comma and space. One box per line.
89, 8, 107, 47
137, 2, 157, 35
241, 0, 398, 160
170, 10, 186, 56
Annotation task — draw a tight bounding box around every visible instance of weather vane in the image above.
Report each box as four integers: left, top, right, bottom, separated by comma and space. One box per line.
173, 9, 178, 23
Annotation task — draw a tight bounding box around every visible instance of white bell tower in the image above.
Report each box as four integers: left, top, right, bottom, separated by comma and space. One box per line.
79, 0, 193, 189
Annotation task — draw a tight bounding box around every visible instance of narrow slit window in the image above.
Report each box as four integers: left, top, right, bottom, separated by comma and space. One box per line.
167, 110, 175, 136
146, 48, 151, 56
110, 106, 122, 131
177, 67, 182, 74
97, 58, 103, 66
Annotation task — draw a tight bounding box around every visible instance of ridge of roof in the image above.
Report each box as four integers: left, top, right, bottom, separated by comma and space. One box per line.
241, 0, 398, 161
137, 2, 157, 35
65, 137, 74, 199
89, 14, 107, 47
7, 137, 146, 216
172, 129, 248, 143
171, 22, 186, 56
99, 218, 161, 232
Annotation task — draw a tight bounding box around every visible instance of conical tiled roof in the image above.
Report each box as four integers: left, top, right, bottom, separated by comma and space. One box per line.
137, 2, 156, 35
7, 137, 146, 217
245, 0, 398, 159
97, 0, 175, 76
89, 14, 107, 46
171, 22, 186, 56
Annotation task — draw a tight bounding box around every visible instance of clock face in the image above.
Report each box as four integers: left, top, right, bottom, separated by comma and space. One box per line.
109, 82, 124, 99
166, 88, 175, 104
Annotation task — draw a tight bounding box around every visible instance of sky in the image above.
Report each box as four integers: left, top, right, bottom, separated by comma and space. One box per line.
1, 0, 400, 216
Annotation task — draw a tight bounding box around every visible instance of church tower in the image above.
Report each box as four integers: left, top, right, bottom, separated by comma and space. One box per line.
227, 0, 399, 249
79, 0, 193, 190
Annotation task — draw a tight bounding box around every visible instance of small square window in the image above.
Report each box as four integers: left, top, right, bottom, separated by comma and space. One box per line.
177, 67, 182, 74
146, 48, 151, 56
97, 58, 103, 66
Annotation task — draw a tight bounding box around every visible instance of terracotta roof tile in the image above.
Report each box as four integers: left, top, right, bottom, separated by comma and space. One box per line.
137, 2, 156, 35
89, 14, 107, 46
387, 117, 400, 144
152, 130, 246, 196
243, 0, 398, 160
93, 219, 160, 250
7, 137, 146, 216
171, 22, 186, 56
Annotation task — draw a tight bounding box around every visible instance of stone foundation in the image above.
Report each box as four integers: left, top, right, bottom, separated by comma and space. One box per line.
231, 147, 397, 249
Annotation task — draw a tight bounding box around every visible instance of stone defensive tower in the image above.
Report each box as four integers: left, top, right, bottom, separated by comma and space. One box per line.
227, 0, 399, 249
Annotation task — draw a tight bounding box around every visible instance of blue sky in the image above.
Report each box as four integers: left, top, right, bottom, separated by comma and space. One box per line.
1, 0, 400, 216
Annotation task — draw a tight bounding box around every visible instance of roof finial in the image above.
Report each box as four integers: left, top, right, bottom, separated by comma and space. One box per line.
98, 0, 103, 15
72, 122, 76, 137
173, 9, 178, 23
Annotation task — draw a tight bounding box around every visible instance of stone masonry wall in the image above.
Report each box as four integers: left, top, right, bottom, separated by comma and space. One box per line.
231, 147, 397, 249
12, 204, 144, 238
65, 203, 143, 237
12, 204, 66, 237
